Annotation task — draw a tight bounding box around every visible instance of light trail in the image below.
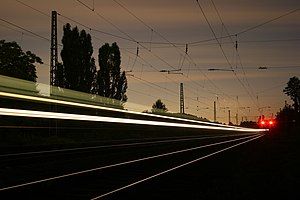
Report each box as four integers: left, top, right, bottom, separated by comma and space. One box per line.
0, 108, 267, 132
91, 135, 263, 199
0, 133, 256, 158
0, 91, 263, 130
0, 134, 259, 192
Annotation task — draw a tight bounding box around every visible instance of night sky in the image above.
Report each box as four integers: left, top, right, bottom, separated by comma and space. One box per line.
1, 0, 299, 123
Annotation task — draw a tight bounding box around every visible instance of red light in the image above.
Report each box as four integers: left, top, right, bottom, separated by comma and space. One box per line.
269, 120, 274, 125
260, 121, 265, 125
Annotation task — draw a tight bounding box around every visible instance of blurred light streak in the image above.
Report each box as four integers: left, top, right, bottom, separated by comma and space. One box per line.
0, 107, 267, 132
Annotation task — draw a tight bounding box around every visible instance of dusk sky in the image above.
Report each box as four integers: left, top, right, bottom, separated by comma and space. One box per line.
1, 0, 299, 123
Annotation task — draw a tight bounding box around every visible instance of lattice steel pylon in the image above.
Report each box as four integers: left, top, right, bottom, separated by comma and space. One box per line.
50, 10, 58, 86
180, 83, 184, 114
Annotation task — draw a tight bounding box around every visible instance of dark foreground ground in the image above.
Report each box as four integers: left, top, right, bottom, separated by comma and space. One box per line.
1, 129, 299, 199
0, 126, 299, 199
109, 128, 300, 200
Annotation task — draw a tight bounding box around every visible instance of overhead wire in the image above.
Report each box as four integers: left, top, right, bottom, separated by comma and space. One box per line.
11, 0, 186, 104
209, 0, 257, 108
133, 6, 300, 47
75, 0, 219, 109
111, 0, 232, 106
0, 22, 24, 34
13, 0, 138, 43
0, 18, 52, 44
188, 7, 300, 46
11, 0, 174, 104
237, 8, 300, 35
9, 0, 295, 118
2, 0, 225, 117
60, 13, 188, 108
122, 51, 211, 110
5, 0, 185, 112
122, 48, 212, 107
14, 0, 49, 17
16, 0, 292, 111
195, 0, 259, 116
75, 0, 182, 73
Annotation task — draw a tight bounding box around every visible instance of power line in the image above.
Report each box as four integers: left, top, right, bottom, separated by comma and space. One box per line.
57, 13, 135, 43
0, 22, 24, 34
237, 8, 300, 35
111, 0, 231, 102
209, 0, 257, 106
13, 0, 281, 47
177, 65, 300, 71
75, 0, 179, 71
14, 0, 66, 25
75, 0, 225, 104
8, 3, 299, 50
123, 48, 219, 102
122, 48, 214, 108
12, 0, 178, 89
9, 0, 269, 115
0, 18, 51, 43
120, 38, 300, 50
14, 0, 137, 43
239, 38, 300, 44
16, 0, 298, 49
57, 3, 217, 109
195, 0, 259, 113
196, 1, 257, 110
14, 0, 49, 17
76, 0, 138, 43
10, 0, 182, 107
122, 48, 212, 107
189, 7, 300, 46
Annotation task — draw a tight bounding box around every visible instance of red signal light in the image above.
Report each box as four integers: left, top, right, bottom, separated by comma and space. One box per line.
258, 118, 275, 129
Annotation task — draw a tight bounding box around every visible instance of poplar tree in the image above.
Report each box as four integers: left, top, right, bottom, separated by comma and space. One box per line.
60, 23, 96, 93
96, 42, 127, 102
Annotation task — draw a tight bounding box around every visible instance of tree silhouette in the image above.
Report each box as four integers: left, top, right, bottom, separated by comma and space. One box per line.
284, 76, 300, 112
96, 43, 127, 102
0, 40, 42, 82
276, 104, 298, 131
60, 23, 96, 93
152, 99, 168, 112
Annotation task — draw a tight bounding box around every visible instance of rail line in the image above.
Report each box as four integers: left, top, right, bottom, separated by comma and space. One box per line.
0, 134, 259, 192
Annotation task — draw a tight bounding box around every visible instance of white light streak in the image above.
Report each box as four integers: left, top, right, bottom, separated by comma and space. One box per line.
0, 108, 267, 132
0, 91, 262, 130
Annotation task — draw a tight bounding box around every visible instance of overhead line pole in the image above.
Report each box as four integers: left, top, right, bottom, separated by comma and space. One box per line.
50, 11, 58, 87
